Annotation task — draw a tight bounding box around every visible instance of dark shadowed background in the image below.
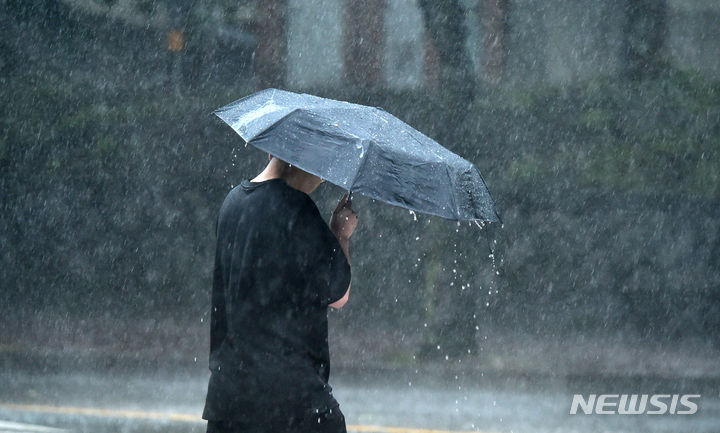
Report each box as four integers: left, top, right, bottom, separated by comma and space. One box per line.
1, 0, 719, 382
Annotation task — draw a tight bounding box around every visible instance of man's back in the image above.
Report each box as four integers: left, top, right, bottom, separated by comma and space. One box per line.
203, 178, 351, 426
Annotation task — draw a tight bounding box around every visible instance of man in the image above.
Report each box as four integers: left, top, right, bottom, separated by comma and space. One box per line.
203, 155, 358, 433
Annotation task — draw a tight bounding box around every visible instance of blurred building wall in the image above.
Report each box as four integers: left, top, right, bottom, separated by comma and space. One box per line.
541, 0, 624, 84
502, 0, 548, 84
57, 0, 720, 87
383, 0, 425, 89
285, 0, 344, 88
282, 0, 720, 88
254, 0, 286, 88
344, 0, 386, 86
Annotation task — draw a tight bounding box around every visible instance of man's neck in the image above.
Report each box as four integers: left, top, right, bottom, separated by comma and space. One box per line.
251, 163, 317, 194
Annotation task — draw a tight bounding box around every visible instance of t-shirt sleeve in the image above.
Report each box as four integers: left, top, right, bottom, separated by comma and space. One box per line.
293, 197, 351, 306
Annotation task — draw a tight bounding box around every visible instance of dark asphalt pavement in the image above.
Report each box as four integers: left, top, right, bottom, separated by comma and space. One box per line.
1, 363, 719, 433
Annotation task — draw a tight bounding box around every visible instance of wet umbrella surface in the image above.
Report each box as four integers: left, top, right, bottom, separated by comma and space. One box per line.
214, 88, 500, 223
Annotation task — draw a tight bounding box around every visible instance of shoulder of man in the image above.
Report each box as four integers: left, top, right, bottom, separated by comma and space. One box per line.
290, 192, 326, 229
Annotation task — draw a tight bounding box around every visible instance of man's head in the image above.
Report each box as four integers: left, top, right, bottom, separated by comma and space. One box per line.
263, 154, 324, 194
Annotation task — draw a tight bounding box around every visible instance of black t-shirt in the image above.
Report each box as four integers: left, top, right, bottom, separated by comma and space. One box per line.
202, 178, 351, 423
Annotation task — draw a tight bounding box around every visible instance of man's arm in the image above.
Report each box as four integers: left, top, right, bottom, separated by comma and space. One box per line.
329, 195, 357, 309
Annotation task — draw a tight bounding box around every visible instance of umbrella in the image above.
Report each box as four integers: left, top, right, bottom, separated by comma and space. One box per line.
213, 88, 500, 223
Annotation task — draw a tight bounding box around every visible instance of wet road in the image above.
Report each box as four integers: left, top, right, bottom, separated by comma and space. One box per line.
1, 366, 718, 433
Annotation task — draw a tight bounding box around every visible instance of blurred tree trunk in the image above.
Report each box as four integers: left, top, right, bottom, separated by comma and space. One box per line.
166, 0, 191, 92
418, 0, 476, 121
254, 0, 287, 88
708, 196, 720, 348
622, 0, 668, 80
423, 36, 441, 88
417, 0, 478, 358
708, 196, 720, 272
480, 0, 508, 84
343, 0, 386, 87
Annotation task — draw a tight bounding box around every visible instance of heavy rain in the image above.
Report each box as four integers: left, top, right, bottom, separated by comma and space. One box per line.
1, 1, 719, 432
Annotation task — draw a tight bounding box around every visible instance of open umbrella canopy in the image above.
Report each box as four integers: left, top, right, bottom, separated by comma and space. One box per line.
214, 88, 500, 223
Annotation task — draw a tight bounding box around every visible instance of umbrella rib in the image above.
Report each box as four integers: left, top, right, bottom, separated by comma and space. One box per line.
348, 139, 374, 192
244, 108, 302, 143
444, 164, 460, 220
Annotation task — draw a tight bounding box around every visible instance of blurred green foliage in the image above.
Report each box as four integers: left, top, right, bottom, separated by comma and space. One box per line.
487, 69, 720, 198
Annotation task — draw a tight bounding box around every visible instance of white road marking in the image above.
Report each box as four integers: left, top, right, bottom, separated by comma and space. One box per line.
0, 420, 68, 433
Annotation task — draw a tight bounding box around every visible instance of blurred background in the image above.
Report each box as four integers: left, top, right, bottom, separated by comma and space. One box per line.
1, 0, 719, 431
